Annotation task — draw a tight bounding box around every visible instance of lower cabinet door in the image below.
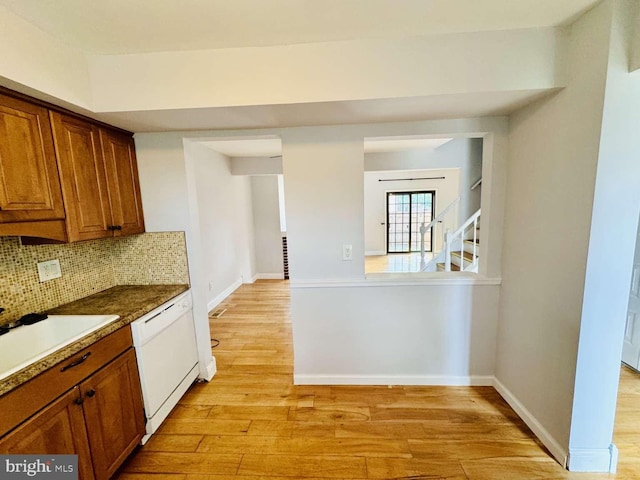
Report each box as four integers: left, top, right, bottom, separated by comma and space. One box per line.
0, 386, 95, 480
81, 349, 145, 480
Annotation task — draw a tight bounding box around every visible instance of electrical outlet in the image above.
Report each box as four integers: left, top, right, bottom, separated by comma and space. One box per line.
342, 244, 353, 261
37, 259, 62, 282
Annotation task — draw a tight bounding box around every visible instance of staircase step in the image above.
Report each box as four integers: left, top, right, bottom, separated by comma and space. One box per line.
437, 262, 461, 272
452, 250, 476, 262
464, 238, 480, 245
451, 250, 478, 269
463, 239, 480, 256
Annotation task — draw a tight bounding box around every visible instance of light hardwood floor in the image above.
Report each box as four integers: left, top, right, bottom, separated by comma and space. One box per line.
365, 253, 431, 274
117, 280, 637, 479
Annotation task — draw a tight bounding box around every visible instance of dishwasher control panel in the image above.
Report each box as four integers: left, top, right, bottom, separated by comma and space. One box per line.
130, 290, 193, 345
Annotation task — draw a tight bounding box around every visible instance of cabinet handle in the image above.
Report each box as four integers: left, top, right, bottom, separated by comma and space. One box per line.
74, 397, 84, 405
115, 225, 122, 230
85, 389, 96, 398
60, 352, 92, 372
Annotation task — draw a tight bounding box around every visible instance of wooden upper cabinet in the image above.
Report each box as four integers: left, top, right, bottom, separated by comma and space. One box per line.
0, 93, 65, 223
0, 88, 145, 242
50, 111, 112, 242
100, 128, 145, 236
50, 113, 145, 241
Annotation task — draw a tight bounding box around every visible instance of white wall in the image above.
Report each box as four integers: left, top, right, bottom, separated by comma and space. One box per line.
570, 0, 640, 472
364, 168, 459, 255
282, 127, 365, 281
251, 176, 284, 278
293, 284, 499, 384
231, 156, 283, 175
135, 132, 191, 232
495, 0, 612, 468
87, 29, 564, 113
631, 10, 640, 72
189, 143, 257, 305
465, 139, 483, 222
0, 6, 91, 109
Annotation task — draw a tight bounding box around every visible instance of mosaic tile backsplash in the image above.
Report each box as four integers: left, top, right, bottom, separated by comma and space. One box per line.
0, 232, 189, 325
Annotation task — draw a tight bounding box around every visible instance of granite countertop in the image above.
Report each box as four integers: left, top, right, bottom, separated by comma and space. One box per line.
0, 284, 189, 397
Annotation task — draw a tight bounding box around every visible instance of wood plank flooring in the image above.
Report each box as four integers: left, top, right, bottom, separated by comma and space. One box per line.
117, 280, 636, 479
365, 253, 430, 274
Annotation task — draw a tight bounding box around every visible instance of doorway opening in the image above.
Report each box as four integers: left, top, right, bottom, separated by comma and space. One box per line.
386, 190, 435, 253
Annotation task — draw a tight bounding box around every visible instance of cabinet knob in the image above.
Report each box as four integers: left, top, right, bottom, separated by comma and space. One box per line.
74, 397, 84, 405
86, 389, 96, 398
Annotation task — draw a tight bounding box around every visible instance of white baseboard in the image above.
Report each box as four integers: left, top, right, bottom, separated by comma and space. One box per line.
493, 377, 568, 468
199, 357, 217, 382
207, 278, 242, 312
365, 250, 386, 256
568, 445, 618, 473
294, 374, 494, 386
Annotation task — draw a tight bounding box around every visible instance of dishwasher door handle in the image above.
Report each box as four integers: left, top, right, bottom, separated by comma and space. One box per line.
144, 311, 163, 324
144, 303, 177, 324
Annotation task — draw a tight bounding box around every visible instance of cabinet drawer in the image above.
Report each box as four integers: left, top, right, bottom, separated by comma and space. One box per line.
0, 326, 132, 437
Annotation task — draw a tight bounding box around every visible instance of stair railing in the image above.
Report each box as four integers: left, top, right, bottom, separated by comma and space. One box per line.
419, 197, 460, 270
421, 207, 480, 272
444, 208, 481, 272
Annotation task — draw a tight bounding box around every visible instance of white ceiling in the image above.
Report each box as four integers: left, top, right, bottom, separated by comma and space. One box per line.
364, 137, 453, 153
0, 0, 597, 133
202, 138, 283, 157
0, 0, 599, 55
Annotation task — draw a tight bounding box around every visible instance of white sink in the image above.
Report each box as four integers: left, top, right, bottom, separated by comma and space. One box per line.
0, 314, 119, 381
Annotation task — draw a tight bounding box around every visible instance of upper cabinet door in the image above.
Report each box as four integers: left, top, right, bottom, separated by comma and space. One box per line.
50, 112, 112, 242
100, 128, 145, 236
0, 94, 65, 223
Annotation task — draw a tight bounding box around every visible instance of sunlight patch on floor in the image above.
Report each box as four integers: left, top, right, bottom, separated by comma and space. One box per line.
365, 252, 433, 273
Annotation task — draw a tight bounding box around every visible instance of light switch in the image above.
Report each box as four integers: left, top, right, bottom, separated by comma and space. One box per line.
342, 244, 353, 261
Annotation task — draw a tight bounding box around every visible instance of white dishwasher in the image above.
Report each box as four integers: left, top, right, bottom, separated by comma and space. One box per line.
130, 290, 199, 443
